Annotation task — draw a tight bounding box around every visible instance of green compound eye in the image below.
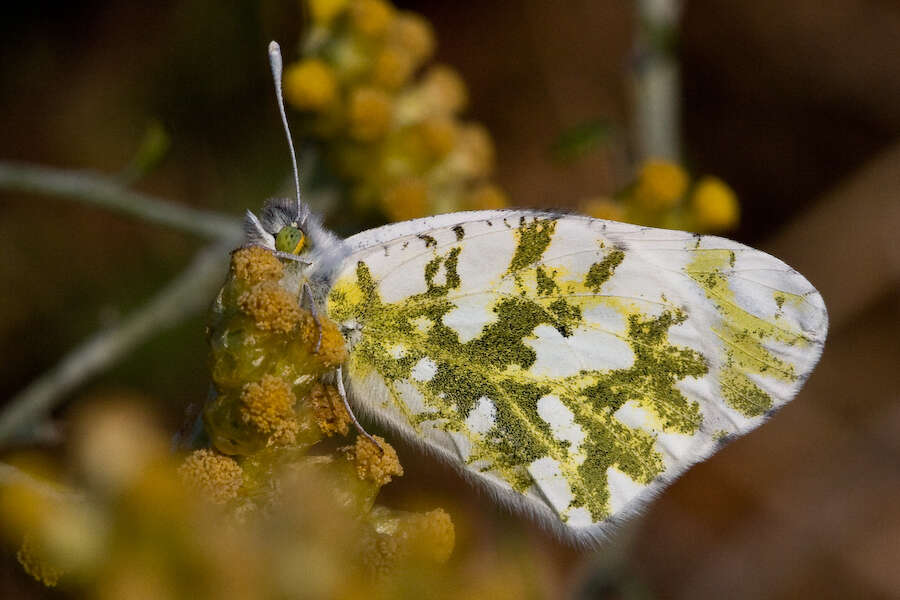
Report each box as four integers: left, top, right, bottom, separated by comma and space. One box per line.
275, 226, 306, 254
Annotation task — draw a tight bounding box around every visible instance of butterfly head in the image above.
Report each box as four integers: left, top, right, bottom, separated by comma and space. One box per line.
243, 197, 317, 257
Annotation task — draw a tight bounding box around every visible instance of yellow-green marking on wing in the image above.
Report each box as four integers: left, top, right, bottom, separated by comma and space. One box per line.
685, 249, 808, 417
329, 217, 713, 525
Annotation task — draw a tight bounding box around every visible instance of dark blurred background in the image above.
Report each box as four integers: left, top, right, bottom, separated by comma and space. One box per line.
1, 1, 898, 598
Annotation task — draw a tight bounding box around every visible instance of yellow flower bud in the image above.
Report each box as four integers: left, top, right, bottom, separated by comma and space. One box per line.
420, 65, 467, 115
581, 197, 624, 221
297, 311, 349, 370
387, 12, 435, 65
0, 456, 60, 537
349, 86, 394, 141
419, 117, 458, 159
394, 65, 468, 125
307, 0, 350, 25
349, 0, 395, 37
240, 375, 300, 446
367, 506, 455, 566
231, 246, 283, 284
464, 184, 508, 211
71, 401, 167, 494
346, 435, 403, 486
18, 501, 105, 584
308, 383, 351, 437
451, 124, 494, 179
238, 281, 302, 333
382, 178, 428, 221
18, 532, 65, 587
372, 46, 414, 89
416, 508, 455, 563
633, 159, 688, 210
691, 176, 739, 230
178, 449, 244, 504
284, 59, 338, 111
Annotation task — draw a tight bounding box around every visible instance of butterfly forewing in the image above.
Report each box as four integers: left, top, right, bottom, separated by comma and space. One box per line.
326, 211, 827, 543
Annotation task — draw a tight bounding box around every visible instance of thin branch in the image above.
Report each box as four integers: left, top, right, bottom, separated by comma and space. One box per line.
0, 239, 237, 445
0, 161, 242, 240
633, 0, 682, 162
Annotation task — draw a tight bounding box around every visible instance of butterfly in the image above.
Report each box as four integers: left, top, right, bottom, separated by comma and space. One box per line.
243, 43, 828, 546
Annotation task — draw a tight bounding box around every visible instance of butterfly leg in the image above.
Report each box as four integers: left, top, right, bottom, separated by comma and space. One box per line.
301, 282, 323, 354
336, 366, 383, 454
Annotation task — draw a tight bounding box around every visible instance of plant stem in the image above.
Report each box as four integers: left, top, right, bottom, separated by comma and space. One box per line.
0, 161, 241, 240
633, 0, 682, 162
0, 239, 236, 445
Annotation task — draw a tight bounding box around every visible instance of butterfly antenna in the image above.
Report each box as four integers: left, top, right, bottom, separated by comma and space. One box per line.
268, 41, 302, 220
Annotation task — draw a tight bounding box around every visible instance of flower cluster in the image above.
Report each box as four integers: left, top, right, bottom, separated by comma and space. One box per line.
0, 247, 465, 598
285, 0, 507, 222
580, 159, 740, 232
0, 402, 454, 598
200, 245, 440, 566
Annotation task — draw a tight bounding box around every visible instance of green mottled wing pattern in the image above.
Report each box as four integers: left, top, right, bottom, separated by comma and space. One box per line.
327, 212, 828, 542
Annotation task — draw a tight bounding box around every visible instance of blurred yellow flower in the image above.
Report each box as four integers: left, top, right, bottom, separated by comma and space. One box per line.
72, 401, 167, 494
578, 162, 740, 233
398, 65, 468, 123
387, 12, 435, 65
364, 506, 455, 574
286, 0, 505, 222
418, 117, 458, 159
95, 556, 174, 600
372, 46, 415, 89
383, 178, 428, 221
13, 490, 106, 586
0, 242, 579, 597
349, 0, 395, 37
581, 197, 624, 221
634, 159, 688, 210
349, 86, 394, 141
691, 175, 740, 230
423, 66, 468, 115
464, 184, 508, 211
284, 59, 338, 111
18, 532, 64, 587
0, 467, 56, 536
308, 0, 350, 25
446, 123, 493, 180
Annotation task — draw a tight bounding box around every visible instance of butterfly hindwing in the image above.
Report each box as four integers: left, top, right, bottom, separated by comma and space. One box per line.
326, 211, 827, 543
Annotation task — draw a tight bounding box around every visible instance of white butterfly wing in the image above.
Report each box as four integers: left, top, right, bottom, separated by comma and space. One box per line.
341, 209, 547, 252
327, 212, 827, 544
